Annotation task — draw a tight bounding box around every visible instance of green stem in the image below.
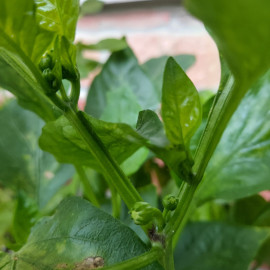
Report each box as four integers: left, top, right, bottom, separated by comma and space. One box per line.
64, 107, 143, 210
101, 248, 162, 270
163, 240, 175, 270
110, 184, 121, 218
75, 165, 100, 207
70, 78, 80, 107
59, 84, 69, 102
165, 78, 249, 243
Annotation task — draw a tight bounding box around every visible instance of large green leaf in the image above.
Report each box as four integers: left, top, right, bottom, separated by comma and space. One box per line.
142, 54, 195, 101
0, 197, 163, 270
162, 57, 201, 145
174, 222, 269, 270
231, 195, 270, 227
85, 48, 158, 126
35, 0, 79, 42
0, 0, 59, 121
197, 71, 270, 202
0, 99, 74, 208
39, 112, 144, 169
185, 0, 270, 86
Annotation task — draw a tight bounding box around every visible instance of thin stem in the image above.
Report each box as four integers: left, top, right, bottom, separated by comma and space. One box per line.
75, 165, 100, 207
59, 84, 69, 102
101, 248, 162, 270
110, 185, 121, 218
70, 78, 80, 108
64, 107, 143, 210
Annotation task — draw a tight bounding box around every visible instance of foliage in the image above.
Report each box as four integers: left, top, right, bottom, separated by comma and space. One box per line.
0, 0, 270, 269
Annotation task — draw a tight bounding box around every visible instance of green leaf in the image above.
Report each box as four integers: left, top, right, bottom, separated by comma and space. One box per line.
136, 110, 169, 148
0, 189, 15, 245
101, 86, 142, 127
198, 71, 270, 202
174, 222, 269, 270
185, 0, 270, 86
0, 0, 59, 121
39, 112, 144, 169
142, 54, 195, 101
162, 57, 201, 145
2, 197, 163, 269
80, 38, 128, 52
135, 110, 187, 183
121, 148, 149, 176
35, 0, 80, 42
0, 99, 74, 208
231, 195, 270, 227
190, 93, 214, 156
80, 0, 104, 15
12, 193, 38, 249
85, 48, 159, 125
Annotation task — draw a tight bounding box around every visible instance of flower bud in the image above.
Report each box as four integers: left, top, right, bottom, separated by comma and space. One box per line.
130, 202, 164, 231
162, 195, 179, 211
39, 54, 53, 71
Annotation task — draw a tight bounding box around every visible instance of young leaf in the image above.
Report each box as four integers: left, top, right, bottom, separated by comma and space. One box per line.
136, 110, 169, 148
35, 0, 80, 42
185, 0, 270, 86
197, 71, 270, 203
1, 197, 163, 269
142, 54, 195, 101
162, 57, 201, 145
174, 222, 269, 270
85, 48, 159, 125
0, 99, 74, 208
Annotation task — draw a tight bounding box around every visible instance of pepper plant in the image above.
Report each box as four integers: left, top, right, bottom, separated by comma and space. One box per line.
0, 0, 270, 269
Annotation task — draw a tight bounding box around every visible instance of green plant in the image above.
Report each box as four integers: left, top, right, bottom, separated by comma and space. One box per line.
0, 0, 270, 269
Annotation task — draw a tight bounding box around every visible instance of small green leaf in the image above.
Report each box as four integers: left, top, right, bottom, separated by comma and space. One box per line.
185, 0, 270, 86
2, 197, 163, 269
81, 38, 128, 52
174, 222, 269, 270
198, 71, 270, 202
80, 0, 104, 15
136, 110, 169, 147
35, 0, 80, 42
142, 54, 195, 101
85, 48, 159, 124
162, 57, 201, 145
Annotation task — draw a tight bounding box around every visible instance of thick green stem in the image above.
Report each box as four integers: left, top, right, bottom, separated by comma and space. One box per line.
75, 165, 100, 207
101, 248, 162, 270
163, 240, 175, 270
64, 107, 143, 210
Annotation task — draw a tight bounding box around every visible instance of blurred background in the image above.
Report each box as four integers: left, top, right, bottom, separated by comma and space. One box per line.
77, 0, 220, 97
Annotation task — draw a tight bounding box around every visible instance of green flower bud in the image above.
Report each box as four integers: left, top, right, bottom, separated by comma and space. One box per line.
162, 195, 179, 211
42, 68, 55, 82
130, 202, 164, 230
39, 54, 53, 71
130, 202, 155, 225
